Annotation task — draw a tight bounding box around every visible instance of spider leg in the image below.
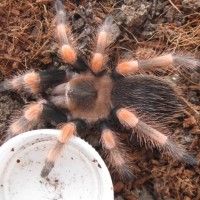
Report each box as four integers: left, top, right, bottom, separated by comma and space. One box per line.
100, 122, 134, 179
7, 100, 67, 138
0, 70, 75, 94
90, 16, 120, 74
55, 0, 88, 72
115, 108, 198, 165
41, 119, 87, 178
115, 54, 200, 76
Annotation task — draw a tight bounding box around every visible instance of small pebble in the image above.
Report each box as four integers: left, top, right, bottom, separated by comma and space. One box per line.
114, 181, 124, 193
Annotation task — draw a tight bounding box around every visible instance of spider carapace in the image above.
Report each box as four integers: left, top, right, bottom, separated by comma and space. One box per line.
0, 0, 199, 179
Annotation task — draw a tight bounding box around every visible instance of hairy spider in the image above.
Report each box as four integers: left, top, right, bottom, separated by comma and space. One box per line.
0, 0, 199, 179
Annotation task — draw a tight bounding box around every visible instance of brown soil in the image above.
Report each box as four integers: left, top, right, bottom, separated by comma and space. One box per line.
0, 0, 200, 200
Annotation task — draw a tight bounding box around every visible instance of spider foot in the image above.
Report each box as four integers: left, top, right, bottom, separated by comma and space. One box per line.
41, 160, 55, 178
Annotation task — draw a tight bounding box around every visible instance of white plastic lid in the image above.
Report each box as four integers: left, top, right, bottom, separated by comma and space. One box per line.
0, 129, 113, 200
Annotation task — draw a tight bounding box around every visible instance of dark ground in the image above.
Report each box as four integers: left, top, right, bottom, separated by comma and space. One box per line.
0, 0, 200, 199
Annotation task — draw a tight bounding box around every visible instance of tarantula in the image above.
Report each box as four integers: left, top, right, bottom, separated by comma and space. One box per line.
0, 0, 199, 179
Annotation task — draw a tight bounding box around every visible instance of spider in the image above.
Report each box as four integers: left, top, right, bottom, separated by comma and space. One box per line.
0, 0, 199, 179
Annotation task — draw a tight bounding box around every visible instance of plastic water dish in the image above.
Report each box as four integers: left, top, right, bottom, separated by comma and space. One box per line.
0, 129, 113, 200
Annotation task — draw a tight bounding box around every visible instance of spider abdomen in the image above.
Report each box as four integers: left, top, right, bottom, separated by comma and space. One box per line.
111, 75, 186, 125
